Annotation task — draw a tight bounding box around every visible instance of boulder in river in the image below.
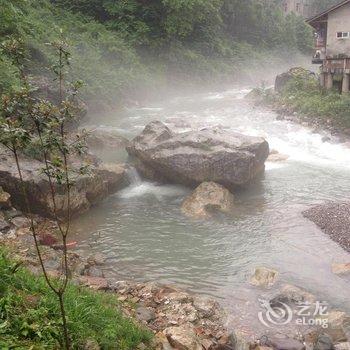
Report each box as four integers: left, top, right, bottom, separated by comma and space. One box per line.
127, 121, 269, 188
181, 182, 234, 218
0, 146, 126, 218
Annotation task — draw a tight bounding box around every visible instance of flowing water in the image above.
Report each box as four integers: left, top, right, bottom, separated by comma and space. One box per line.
72, 87, 350, 331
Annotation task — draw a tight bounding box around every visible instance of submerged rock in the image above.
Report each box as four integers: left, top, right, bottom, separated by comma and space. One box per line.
250, 267, 278, 288
127, 121, 269, 188
181, 182, 234, 218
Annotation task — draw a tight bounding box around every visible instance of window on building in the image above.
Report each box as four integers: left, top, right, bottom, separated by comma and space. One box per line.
296, 3, 301, 12
337, 32, 350, 39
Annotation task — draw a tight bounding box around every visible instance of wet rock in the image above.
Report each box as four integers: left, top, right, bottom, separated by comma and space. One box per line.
332, 263, 350, 275
314, 334, 334, 350
0, 187, 11, 209
0, 146, 122, 218
136, 306, 156, 323
181, 182, 234, 218
97, 163, 127, 193
270, 284, 315, 306
165, 324, 202, 350
323, 311, 350, 343
127, 121, 269, 188
250, 267, 278, 288
265, 335, 305, 350
82, 126, 130, 150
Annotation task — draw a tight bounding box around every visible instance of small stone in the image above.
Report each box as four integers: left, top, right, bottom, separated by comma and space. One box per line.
0, 187, 11, 209
79, 276, 109, 291
11, 216, 31, 228
332, 263, 350, 275
193, 296, 219, 318
322, 311, 350, 343
4, 209, 22, 220
86, 266, 104, 278
314, 334, 334, 350
165, 324, 202, 350
250, 267, 278, 288
0, 219, 10, 232
335, 343, 350, 350
136, 306, 156, 323
265, 336, 305, 350
87, 253, 106, 266
201, 338, 214, 350
83, 338, 100, 350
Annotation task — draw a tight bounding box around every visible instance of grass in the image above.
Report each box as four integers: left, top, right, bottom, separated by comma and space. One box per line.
0, 248, 153, 349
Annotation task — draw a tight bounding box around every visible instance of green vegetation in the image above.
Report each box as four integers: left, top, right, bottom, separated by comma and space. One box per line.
0, 0, 314, 108
257, 71, 350, 128
0, 249, 152, 349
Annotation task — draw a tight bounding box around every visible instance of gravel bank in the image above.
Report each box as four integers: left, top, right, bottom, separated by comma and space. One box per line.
303, 202, 350, 253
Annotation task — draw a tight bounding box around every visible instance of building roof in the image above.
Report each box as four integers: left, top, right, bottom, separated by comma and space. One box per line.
307, 0, 350, 23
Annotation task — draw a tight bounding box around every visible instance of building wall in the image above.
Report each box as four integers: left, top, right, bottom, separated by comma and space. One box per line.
327, 2, 350, 57
282, 0, 312, 18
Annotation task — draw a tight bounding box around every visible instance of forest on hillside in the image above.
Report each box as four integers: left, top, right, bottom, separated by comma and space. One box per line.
0, 0, 339, 108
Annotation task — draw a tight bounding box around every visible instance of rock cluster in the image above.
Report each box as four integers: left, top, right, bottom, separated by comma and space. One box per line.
112, 281, 232, 350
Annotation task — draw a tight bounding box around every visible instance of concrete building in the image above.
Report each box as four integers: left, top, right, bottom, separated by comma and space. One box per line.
307, 0, 350, 92
282, 0, 312, 18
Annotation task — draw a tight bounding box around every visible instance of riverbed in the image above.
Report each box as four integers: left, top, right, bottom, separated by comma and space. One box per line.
72, 87, 350, 332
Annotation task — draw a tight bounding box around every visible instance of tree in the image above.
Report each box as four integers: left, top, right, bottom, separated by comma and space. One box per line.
0, 35, 87, 350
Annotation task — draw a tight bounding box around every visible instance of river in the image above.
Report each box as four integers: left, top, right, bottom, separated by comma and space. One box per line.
72, 87, 350, 331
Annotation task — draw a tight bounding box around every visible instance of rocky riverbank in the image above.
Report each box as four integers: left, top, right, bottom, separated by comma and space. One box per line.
2, 186, 350, 350
246, 68, 350, 144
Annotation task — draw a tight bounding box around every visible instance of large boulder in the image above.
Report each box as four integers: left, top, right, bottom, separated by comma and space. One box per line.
181, 182, 234, 218
0, 147, 126, 218
126, 121, 269, 188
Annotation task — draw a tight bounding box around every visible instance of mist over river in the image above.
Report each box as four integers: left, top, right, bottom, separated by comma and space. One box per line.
72, 87, 350, 330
